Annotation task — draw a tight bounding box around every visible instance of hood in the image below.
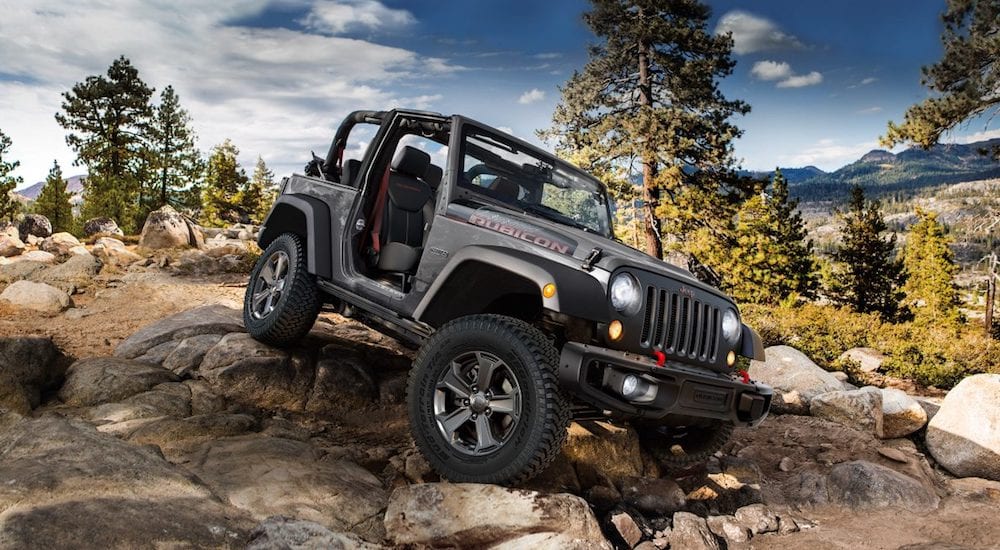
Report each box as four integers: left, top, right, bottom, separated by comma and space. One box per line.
473, 203, 729, 299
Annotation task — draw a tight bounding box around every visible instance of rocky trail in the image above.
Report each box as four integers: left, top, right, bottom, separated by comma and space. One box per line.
1, 210, 999, 549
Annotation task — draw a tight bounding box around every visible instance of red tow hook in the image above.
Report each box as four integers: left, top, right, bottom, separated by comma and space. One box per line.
653, 350, 666, 367
737, 369, 751, 384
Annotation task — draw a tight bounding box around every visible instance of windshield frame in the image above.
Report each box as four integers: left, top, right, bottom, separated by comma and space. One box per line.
450, 121, 615, 238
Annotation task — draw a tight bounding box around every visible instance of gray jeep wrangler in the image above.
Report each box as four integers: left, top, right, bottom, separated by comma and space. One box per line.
244, 109, 772, 485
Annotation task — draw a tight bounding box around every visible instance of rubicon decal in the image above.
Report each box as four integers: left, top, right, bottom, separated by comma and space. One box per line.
468, 212, 575, 254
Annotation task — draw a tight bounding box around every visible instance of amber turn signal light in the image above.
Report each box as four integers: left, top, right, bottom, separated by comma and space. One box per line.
542, 283, 556, 298
727, 350, 736, 366
608, 320, 624, 341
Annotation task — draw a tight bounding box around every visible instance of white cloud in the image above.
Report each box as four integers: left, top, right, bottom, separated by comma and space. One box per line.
750, 60, 792, 81
847, 76, 878, 89
750, 60, 822, 89
942, 128, 1000, 144
301, 0, 415, 35
776, 71, 823, 88
533, 52, 562, 59
518, 88, 546, 104
779, 138, 882, 168
857, 106, 883, 114
0, 0, 457, 184
714, 11, 805, 55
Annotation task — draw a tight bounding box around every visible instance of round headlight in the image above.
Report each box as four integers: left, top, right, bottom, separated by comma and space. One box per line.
722, 308, 741, 344
609, 273, 642, 315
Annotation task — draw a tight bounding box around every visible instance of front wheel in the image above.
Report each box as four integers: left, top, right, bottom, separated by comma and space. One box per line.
407, 314, 570, 485
243, 233, 320, 346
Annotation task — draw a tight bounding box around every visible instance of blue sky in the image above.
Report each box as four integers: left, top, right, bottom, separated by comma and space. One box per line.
0, 0, 991, 187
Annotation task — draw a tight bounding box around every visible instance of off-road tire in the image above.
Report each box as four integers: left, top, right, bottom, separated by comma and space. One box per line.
407, 314, 570, 485
243, 233, 320, 346
635, 420, 734, 470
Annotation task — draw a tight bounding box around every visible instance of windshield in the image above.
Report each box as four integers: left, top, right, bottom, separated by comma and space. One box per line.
458, 128, 613, 237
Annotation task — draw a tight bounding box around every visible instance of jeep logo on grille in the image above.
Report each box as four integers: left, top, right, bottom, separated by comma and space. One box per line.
678, 286, 695, 298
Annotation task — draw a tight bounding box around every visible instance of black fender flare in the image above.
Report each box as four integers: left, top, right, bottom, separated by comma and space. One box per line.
413, 246, 609, 326
257, 194, 332, 279
740, 323, 765, 361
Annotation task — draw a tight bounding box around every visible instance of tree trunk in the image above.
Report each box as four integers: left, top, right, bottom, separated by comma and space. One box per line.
638, 39, 662, 259
987, 253, 996, 338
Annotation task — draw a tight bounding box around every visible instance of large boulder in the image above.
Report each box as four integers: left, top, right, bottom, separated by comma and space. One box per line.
19, 250, 56, 264
826, 460, 940, 511
0, 416, 252, 548
383, 483, 610, 549
17, 214, 51, 241
82, 217, 124, 237
247, 517, 386, 550
809, 387, 884, 437
838, 347, 886, 373
668, 512, 721, 550
29, 252, 101, 293
197, 333, 313, 412
750, 346, 844, 413
40, 232, 82, 257
0, 337, 62, 413
0, 280, 73, 313
0, 234, 25, 257
880, 388, 928, 438
925, 374, 1000, 480
115, 304, 243, 359
0, 260, 48, 283
91, 237, 142, 267
58, 357, 180, 406
139, 205, 202, 249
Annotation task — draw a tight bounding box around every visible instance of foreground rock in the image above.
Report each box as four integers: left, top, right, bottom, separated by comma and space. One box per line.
826, 460, 940, 511
139, 204, 203, 249
384, 484, 610, 549
0, 337, 62, 413
91, 237, 142, 267
0, 234, 24, 257
926, 374, 1000, 481
809, 387, 883, 437
0, 280, 73, 312
115, 303, 244, 359
40, 232, 82, 257
0, 416, 251, 548
181, 436, 388, 539
750, 346, 844, 414
59, 357, 179, 406
880, 388, 928, 438
17, 214, 51, 240
29, 253, 101, 293
247, 517, 385, 550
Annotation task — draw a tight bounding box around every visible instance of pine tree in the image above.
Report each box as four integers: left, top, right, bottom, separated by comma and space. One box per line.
903, 208, 960, 325
240, 156, 276, 224
701, 170, 818, 304
55, 56, 153, 231
832, 185, 904, 318
882, 0, 1000, 156
148, 85, 203, 210
0, 128, 23, 223
201, 140, 248, 227
34, 160, 74, 233
542, 0, 749, 259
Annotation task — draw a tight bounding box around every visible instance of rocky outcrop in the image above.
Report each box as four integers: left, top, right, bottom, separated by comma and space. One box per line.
40, 232, 82, 257
91, 237, 142, 267
59, 357, 180, 407
383, 483, 610, 549
925, 374, 1000, 481
0, 337, 63, 413
0, 280, 73, 312
17, 214, 51, 240
115, 304, 244, 359
29, 252, 101, 293
826, 460, 940, 511
83, 217, 123, 237
0, 234, 24, 257
809, 387, 883, 437
247, 517, 386, 550
139, 205, 203, 249
750, 346, 844, 414
880, 388, 928, 438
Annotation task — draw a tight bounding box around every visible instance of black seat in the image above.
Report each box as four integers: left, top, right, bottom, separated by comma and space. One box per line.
376, 146, 433, 273
342, 158, 361, 187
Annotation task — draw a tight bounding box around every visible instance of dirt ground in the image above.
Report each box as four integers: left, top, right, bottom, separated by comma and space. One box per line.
2, 271, 999, 550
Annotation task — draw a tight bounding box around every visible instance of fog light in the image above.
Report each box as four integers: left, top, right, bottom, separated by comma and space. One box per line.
542, 283, 556, 298
622, 374, 639, 396
608, 320, 623, 341
727, 350, 736, 366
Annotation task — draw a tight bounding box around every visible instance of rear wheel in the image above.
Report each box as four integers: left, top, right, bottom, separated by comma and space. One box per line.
635, 419, 734, 469
243, 233, 320, 346
407, 314, 570, 485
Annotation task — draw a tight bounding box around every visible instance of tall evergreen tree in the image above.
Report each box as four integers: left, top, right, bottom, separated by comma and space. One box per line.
34, 160, 74, 233
55, 56, 153, 231
832, 185, 904, 318
702, 169, 818, 304
240, 156, 276, 224
542, 0, 749, 259
0, 128, 22, 223
882, 0, 1000, 156
201, 140, 247, 227
148, 85, 203, 209
903, 208, 960, 325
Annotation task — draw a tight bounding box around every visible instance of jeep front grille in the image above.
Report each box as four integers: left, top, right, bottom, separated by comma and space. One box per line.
639, 287, 720, 362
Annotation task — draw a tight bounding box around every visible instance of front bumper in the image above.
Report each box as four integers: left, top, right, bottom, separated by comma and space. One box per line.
559, 342, 772, 427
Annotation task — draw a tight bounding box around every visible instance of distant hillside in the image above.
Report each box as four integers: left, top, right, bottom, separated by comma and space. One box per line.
739, 165, 826, 184
15, 175, 86, 204
789, 139, 1000, 201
